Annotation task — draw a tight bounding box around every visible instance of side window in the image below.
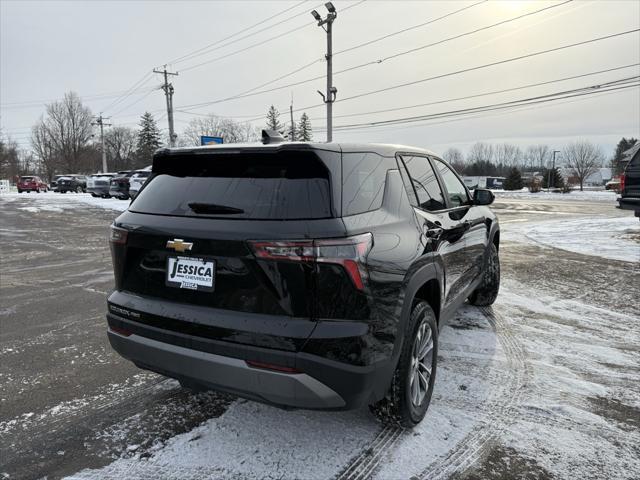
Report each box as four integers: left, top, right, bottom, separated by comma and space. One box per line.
401, 155, 446, 211
434, 158, 470, 207
342, 152, 396, 215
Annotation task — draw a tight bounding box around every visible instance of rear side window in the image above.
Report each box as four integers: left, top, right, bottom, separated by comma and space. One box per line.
401, 155, 446, 211
342, 153, 397, 216
131, 151, 332, 220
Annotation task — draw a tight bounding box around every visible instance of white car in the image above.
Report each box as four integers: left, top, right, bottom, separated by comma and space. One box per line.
87, 173, 116, 197
128, 168, 152, 199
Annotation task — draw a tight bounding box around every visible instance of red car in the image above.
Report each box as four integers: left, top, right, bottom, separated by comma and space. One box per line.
17, 176, 48, 193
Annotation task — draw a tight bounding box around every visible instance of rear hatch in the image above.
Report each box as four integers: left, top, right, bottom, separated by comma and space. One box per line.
110, 147, 349, 351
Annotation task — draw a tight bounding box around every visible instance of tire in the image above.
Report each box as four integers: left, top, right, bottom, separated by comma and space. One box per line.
36, 188, 41, 193
91, 193, 99, 198
468, 243, 500, 306
18, 189, 23, 193
76, 186, 83, 193
370, 301, 438, 428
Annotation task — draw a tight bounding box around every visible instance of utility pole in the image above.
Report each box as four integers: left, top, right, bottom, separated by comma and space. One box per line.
289, 97, 295, 142
547, 150, 561, 192
153, 66, 179, 147
311, 3, 337, 143
91, 114, 111, 173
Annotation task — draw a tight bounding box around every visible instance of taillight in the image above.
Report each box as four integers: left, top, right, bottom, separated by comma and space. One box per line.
620, 174, 626, 192
109, 225, 128, 245
249, 233, 373, 291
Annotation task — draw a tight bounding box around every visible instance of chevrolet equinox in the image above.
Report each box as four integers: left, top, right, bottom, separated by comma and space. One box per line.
107, 139, 500, 427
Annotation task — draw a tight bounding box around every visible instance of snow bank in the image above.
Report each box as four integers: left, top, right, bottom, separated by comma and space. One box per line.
0, 192, 129, 212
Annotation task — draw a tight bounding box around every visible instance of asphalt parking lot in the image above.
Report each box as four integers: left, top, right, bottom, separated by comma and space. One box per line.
1, 192, 639, 480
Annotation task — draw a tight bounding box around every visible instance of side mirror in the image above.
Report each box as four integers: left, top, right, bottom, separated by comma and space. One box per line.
473, 188, 495, 206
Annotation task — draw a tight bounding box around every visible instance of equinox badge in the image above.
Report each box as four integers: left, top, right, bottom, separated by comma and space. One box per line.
166, 239, 193, 253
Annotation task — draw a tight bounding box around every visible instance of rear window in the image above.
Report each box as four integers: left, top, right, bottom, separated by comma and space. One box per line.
342, 153, 397, 216
130, 151, 332, 220
20, 177, 34, 181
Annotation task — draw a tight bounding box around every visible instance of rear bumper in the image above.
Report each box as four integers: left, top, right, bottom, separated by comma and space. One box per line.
87, 186, 110, 195
106, 291, 393, 410
109, 188, 129, 198
109, 330, 345, 408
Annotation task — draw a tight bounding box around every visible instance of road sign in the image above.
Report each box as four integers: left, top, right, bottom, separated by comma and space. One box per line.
200, 136, 224, 145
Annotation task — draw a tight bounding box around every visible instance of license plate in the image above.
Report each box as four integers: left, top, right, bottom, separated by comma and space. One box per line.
166, 256, 215, 292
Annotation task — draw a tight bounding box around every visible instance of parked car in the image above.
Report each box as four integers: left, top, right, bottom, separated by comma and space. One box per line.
106, 139, 500, 428
56, 175, 87, 193
617, 143, 640, 220
87, 173, 116, 197
605, 178, 621, 192
17, 175, 48, 193
128, 169, 152, 199
51, 174, 70, 192
108, 171, 134, 200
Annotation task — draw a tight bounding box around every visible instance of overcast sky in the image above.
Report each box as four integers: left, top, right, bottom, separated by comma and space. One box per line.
1, 0, 639, 161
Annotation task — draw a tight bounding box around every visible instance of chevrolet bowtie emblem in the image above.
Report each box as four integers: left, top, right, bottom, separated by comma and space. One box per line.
166, 239, 193, 253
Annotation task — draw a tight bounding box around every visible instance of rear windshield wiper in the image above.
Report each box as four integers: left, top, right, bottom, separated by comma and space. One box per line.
188, 202, 245, 215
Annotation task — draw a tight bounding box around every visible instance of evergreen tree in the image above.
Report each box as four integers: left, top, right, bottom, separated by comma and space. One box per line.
503, 167, 524, 191
541, 167, 565, 189
610, 137, 637, 175
297, 113, 312, 141
265, 105, 283, 132
135, 112, 162, 166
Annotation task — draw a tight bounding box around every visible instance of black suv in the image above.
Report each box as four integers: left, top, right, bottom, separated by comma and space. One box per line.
57, 175, 87, 193
107, 141, 500, 427
617, 143, 640, 220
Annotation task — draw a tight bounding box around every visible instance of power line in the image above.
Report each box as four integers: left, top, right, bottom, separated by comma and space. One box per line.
325, 79, 639, 132
110, 88, 159, 118
0, 86, 156, 109
334, 0, 488, 56
308, 63, 640, 122
169, 0, 312, 65
176, 0, 577, 112
179, 0, 367, 73
240, 28, 640, 123
101, 71, 155, 114
334, 28, 640, 106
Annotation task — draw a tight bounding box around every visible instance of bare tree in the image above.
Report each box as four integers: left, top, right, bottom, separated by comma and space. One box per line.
466, 142, 494, 163
524, 144, 550, 171
0, 133, 22, 181
442, 147, 465, 173
31, 121, 58, 180
563, 140, 603, 191
182, 114, 258, 146
494, 143, 522, 168
105, 126, 137, 171
37, 92, 93, 173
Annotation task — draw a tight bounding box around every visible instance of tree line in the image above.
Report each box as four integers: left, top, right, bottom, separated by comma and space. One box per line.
442, 137, 637, 191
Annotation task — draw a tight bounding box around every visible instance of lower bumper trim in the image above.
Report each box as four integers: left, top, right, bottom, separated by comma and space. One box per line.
108, 330, 345, 409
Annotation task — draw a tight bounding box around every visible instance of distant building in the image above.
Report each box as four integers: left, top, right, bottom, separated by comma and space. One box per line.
462, 176, 506, 190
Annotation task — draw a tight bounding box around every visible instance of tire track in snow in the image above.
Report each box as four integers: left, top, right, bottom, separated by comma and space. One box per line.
416, 306, 531, 480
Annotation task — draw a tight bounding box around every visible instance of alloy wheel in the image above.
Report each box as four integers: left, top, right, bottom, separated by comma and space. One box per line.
409, 319, 434, 407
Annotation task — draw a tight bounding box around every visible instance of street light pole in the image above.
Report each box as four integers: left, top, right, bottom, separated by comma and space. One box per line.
312, 3, 337, 143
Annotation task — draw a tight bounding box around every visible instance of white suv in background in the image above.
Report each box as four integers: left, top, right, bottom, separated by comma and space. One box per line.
128, 167, 152, 199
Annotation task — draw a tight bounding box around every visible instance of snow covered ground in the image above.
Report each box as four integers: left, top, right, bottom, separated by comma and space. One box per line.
493, 189, 618, 203
0, 191, 129, 213
505, 216, 640, 262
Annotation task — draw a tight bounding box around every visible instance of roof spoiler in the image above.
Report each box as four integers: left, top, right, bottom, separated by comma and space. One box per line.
261, 130, 286, 145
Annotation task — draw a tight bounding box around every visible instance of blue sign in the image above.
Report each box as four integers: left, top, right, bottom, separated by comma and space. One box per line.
200, 135, 224, 145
